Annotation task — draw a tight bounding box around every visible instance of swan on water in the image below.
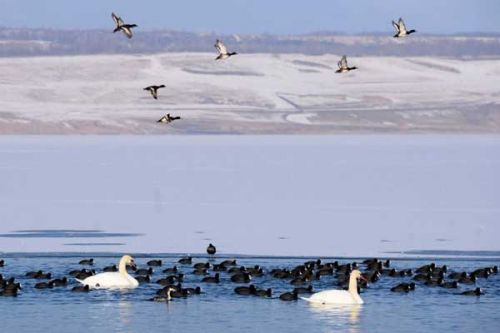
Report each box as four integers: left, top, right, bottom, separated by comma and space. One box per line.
76, 255, 139, 289
301, 270, 366, 305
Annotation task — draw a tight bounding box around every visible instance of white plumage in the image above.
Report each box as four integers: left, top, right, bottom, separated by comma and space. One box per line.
301, 270, 365, 305
77, 255, 139, 289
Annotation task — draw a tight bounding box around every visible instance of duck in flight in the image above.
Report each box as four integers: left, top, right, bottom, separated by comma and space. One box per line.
215, 39, 238, 60
144, 85, 165, 100
112, 13, 137, 39
335, 55, 357, 73
157, 114, 181, 124
392, 18, 416, 38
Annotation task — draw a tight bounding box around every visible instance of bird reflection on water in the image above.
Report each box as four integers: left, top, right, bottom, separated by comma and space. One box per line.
307, 303, 362, 333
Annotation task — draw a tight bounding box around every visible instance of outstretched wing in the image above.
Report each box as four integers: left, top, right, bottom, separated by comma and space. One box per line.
339, 55, 348, 69
392, 20, 400, 33
215, 39, 228, 55
398, 18, 407, 33
112, 13, 124, 26
121, 26, 133, 39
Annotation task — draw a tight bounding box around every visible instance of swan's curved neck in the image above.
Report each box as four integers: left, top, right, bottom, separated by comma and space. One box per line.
348, 275, 358, 295
118, 257, 130, 277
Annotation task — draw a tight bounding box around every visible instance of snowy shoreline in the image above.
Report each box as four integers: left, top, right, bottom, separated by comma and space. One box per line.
1, 53, 499, 134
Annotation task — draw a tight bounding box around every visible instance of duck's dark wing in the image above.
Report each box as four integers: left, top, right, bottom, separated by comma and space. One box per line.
112, 13, 124, 26
392, 20, 400, 32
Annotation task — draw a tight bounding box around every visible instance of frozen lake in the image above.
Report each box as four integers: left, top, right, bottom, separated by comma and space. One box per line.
0, 135, 499, 257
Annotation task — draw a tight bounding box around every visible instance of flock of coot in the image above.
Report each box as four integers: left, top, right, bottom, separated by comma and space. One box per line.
0, 249, 497, 302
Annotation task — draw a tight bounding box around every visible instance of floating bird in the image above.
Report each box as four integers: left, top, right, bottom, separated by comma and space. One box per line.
163, 266, 178, 274
392, 18, 416, 38
178, 257, 192, 265
144, 86, 165, 100
72, 285, 90, 293
135, 267, 153, 276
76, 255, 139, 289
221, 259, 237, 267
135, 275, 151, 284
215, 39, 238, 60
391, 282, 416, 293
26, 271, 52, 279
202, 273, 220, 284
157, 114, 181, 124
147, 260, 162, 267
193, 262, 210, 270
207, 243, 216, 256
35, 281, 54, 289
458, 275, 476, 285
294, 286, 314, 294
335, 55, 357, 73
301, 270, 366, 305
234, 285, 257, 296
79, 259, 94, 266
462, 288, 483, 296
279, 291, 298, 301
103, 265, 118, 272
416, 263, 435, 274
231, 272, 251, 284
1, 281, 21, 297
49, 277, 68, 287
440, 281, 459, 289
151, 287, 176, 302
112, 13, 137, 39
254, 287, 272, 297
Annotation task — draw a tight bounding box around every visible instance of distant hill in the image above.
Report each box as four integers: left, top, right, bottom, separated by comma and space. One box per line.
1, 52, 499, 134
1, 28, 500, 57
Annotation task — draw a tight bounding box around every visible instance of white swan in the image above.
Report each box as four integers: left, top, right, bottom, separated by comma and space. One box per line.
76, 255, 139, 289
301, 270, 366, 305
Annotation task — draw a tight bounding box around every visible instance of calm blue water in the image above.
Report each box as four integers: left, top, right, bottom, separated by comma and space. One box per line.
1, 254, 499, 333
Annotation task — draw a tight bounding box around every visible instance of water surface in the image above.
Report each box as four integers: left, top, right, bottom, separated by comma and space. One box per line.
0, 254, 499, 333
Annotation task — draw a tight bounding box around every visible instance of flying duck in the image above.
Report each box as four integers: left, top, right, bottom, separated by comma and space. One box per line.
112, 12, 137, 39
392, 18, 416, 38
144, 85, 165, 100
157, 114, 181, 124
335, 55, 357, 73
215, 39, 238, 60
